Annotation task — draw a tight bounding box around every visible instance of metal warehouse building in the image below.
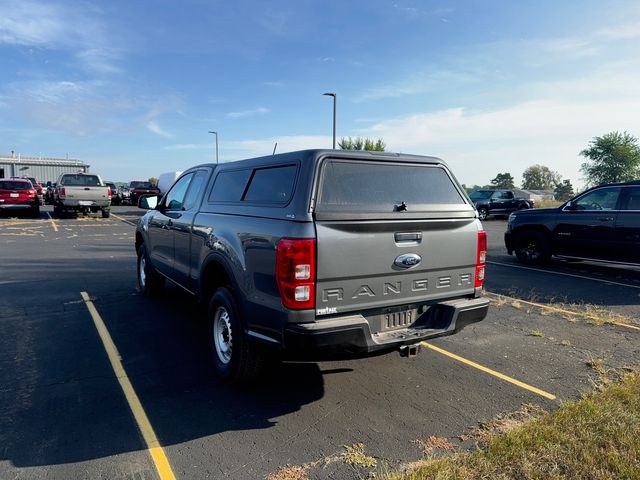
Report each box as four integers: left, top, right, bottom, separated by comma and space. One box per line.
0, 153, 90, 184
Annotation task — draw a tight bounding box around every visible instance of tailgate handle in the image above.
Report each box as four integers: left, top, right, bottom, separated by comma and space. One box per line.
395, 232, 422, 243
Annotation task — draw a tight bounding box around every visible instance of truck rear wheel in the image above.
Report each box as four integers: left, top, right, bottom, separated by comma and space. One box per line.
102, 208, 110, 218
137, 244, 165, 296
478, 207, 488, 221
207, 287, 267, 383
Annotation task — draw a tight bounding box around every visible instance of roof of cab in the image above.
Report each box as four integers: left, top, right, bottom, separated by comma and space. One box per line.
186, 149, 446, 172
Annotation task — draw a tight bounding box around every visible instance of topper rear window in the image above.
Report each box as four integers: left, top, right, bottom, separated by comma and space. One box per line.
317, 161, 464, 213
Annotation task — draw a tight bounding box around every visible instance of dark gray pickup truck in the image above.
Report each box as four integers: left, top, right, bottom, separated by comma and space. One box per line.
135, 149, 489, 381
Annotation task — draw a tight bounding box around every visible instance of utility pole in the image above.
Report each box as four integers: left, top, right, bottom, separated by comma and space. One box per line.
323, 92, 336, 149
208, 131, 219, 163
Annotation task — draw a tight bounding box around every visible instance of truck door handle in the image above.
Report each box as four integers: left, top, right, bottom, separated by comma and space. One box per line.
598, 217, 614, 222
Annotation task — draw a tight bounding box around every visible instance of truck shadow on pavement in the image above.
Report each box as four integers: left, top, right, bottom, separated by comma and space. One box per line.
0, 268, 328, 469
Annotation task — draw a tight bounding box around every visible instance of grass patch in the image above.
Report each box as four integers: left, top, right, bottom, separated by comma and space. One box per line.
344, 443, 377, 469
560, 339, 572, 347
530, 329, 543, 337
534, 199, 562, 208
387, 372, 640, 479
267, 464, 310, 480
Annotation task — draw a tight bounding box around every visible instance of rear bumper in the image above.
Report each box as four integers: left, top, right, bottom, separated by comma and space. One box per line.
284, 296, 490, 355
57, 200, 110, 208
0, 203, 35, 210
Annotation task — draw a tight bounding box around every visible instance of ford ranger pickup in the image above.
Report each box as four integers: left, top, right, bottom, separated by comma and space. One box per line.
135, 149, 490, 381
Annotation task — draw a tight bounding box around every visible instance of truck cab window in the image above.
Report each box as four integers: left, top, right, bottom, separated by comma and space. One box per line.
165, 173, 193, 211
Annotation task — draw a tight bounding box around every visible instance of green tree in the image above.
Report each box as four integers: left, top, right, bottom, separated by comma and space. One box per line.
521, 165, 561, 190
148, 177, 159, 186
580, 131, 640, 186
339, 137, 386, 151
490, 172, 515, 189
554, 179, 574, 201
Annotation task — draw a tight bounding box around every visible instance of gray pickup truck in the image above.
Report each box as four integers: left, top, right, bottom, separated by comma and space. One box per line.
54, 173, 112, 218
135, 149, 489, 381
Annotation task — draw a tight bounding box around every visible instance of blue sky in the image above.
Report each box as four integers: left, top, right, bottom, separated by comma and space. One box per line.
1, 0, 639, 187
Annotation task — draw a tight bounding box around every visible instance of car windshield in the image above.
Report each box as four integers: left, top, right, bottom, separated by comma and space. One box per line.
469, 190, 494, 200
130, 181, 154, 189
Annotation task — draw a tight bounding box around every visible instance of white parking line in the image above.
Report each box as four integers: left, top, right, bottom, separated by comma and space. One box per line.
487, 260, 640, 290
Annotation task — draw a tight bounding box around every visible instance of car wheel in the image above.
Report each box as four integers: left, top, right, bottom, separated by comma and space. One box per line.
478, 207, 489, 221
137, 244, 165, 296
101, 208, 111, 218
207, 287, 267, 383
31, 205, 40, 217
515, 231, 550, 265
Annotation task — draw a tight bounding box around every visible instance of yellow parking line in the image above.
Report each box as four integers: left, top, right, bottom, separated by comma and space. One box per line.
46, 212, 59, 232
420, 341, 557, 400
485, 291, 640, 332
111, 213, 136, 226
80, 292, 176, 480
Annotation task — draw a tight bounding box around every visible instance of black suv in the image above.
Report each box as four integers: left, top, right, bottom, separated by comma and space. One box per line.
505, 181, 640, 265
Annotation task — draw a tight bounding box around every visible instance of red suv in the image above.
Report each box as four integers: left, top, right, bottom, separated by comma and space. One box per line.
0, 179, 40, 216
11, 176, 44, 205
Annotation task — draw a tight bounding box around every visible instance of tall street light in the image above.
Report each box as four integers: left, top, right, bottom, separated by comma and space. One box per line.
323, 92, 336, 149
208, 131, 219, 164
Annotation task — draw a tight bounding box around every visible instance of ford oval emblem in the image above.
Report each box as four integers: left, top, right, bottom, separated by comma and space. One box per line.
394, 253, 422, 269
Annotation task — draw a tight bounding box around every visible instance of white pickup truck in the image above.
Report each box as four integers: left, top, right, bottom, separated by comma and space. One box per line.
53, 173, 112, 218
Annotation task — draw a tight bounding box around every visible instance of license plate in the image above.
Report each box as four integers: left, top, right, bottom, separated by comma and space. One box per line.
79, 200, 93, 206
383, 309, 415, 330
10, 193, 18, 198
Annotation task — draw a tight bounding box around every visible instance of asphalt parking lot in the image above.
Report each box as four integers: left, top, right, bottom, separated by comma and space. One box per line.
1, 208, 639, 480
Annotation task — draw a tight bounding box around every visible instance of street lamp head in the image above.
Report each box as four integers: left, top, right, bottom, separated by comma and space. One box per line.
323, 92, 336, 97
208, 131, 217, 135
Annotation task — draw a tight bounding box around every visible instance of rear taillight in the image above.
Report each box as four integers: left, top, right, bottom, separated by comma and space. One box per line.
107, 187, 112, 198
475, 231, 487, 288
276, 238, 316, 310
27, 189, 36, 196
60, 187, 66, 197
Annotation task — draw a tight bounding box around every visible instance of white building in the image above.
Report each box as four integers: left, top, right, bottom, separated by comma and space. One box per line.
0, 153, 90, 184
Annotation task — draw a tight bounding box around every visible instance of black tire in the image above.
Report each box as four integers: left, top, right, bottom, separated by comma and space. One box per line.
515, 231, 551, 265
478, 207, 489, 221
137, 244, 165, 296
101, 208, 111, 218
31, 205, 40, 217
207, 287, 267, 383
53, 204, 63, 218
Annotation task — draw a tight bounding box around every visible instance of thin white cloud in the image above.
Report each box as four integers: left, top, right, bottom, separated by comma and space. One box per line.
163, 143, 209, 150
0, 0, 122, 73
146, 121, 173, 138
226, 107, 269, 119
263, 81, 285, 87
224, 135, 332, 158
361, 67, 640, 187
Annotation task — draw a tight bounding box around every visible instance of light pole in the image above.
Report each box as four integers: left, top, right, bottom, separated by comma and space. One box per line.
323, 92, 336, 149
208, 131, 219, 164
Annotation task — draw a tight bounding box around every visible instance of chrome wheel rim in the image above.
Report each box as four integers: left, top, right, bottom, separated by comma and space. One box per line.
139, 255, 146, 288
478, 209, 487, 220
213, 307, 233, 364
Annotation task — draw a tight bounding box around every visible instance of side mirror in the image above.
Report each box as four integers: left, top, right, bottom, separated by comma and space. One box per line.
564, 200, 577, 211
139, 194, 160, 210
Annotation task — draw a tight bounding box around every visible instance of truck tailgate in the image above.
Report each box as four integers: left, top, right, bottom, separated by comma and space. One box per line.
315, 218, 478, 314
62, 186, 110, 202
